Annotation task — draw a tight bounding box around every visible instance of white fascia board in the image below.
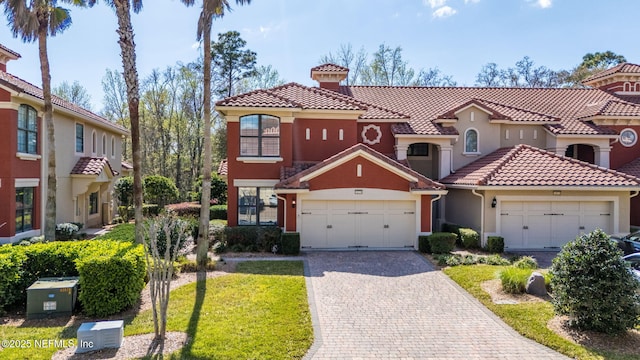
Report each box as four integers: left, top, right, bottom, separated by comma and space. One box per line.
273, 189, 309, 194
410, 189, 448, 195
233, 179, 279, 187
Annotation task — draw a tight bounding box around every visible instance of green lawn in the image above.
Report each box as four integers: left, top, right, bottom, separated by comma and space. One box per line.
444, 265, 637, 360
0, 260, 312, 359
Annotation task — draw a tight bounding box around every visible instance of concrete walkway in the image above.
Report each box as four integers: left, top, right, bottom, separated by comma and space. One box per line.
303, 251, 568, 360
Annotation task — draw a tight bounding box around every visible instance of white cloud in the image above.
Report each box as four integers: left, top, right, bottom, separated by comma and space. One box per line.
464, 0, 480, 3
534, 0, 552, 8
190, 42, 200, 50
432, 6, 457, 18
425, 0, 447, 9
241, 21, 287, 39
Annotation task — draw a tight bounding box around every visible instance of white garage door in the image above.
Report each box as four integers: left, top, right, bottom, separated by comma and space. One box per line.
300, 200, 416, 249
500, 201, 612, 249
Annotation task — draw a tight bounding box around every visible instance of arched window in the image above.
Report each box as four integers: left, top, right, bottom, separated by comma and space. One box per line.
239, 114, 280, 157
91, 130, 97, 155
464, 128, 479, 154
111, 136, 115, 158
102, 134, 107, 156
17, 104, 38, 154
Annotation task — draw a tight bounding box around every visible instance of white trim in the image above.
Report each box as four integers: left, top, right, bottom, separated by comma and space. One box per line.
322, 128, 327, 141
463, 128, 479, 154
111, 136, 115, 158
101, 133, 107, 156
357, 164, 362, 177
233, 179, 279, 187
448, 184, 640, 191
533, 129, 538, 140
454, 104, 493, 116
305, 128, 310, 140
298, 149, 419, 183
361, 124, 382, 145
505, 129, 509, 140
75, 122, 84, 155
339, 129, 344, 141
519, 129, 524, 140
274, 189, 309, 194
619, 128, 638, 147
16, 153, 41, 161
91, 130, 97, 156
15, 178, 40, 187
236, 157, 283, 164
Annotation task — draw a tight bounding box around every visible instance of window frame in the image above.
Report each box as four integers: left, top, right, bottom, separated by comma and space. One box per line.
75, 123, 84, 154
15, 187, 34, 233
239, 114, 280, 157
91, 130, 97, 155
17, 104, 38, 155
237, 187, 278, 226
407, 143, 430, 157
102, 133, 107, 156
464, 128, 480, 154
111, 136, 116, 158
89, 192, 99, 215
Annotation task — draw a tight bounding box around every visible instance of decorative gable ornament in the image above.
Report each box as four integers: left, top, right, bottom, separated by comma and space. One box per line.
361, 124, 382, 145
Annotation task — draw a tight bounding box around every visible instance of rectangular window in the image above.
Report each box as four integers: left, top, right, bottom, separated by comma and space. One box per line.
15, 187, 34, 233
89, 192, 98, 215
407, 143, 429, 156
239, 115, 280, 157
238, 187, 277, 226
75, 123, 84, 153
17, 105, 37, 154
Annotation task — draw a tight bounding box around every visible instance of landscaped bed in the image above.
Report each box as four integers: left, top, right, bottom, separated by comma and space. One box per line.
0, 261, 312, 359
444, 264, 640, 360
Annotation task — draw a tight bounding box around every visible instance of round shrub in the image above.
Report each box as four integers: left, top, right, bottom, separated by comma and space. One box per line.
143, 175, 179, 208
550, 229, 640, 333
513, 256, 538, 269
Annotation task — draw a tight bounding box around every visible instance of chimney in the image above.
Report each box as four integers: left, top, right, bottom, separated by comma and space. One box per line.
0, 44, 21, 72
311, 63, 349, 91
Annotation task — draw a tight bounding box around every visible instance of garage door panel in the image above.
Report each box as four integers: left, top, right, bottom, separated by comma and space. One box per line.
502, 200, 613, 250
300, 199, 416, 249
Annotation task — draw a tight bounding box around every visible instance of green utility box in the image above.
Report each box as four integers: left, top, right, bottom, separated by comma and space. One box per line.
26, 277, 79, 319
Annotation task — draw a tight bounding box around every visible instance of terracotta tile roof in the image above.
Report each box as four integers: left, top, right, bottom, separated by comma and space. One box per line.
121, 162, 133, 170
311, 63, 349, 73
0, 70, 128, 134
618, 158, 640, 178
217, 82, 409, 120
0, 44, 21, 58
343, 86, 634, 135
276, 143, 445, 191
217, 159, 228, 176
575, 99, 640, 119
583, 63, 640, 83
71, 157, 118, 176
441, 144, 640, 187
617, 95, 640, 105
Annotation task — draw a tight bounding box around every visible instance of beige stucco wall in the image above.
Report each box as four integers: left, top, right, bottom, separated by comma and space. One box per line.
444, 188, 482, 231
450, 108, 501, 170
499, 124, 547, 148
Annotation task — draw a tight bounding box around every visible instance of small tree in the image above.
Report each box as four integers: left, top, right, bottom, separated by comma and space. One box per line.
115, 176, 134, 207
143, 175, 179, 208
144, 215, 189, 344
193, 172, 227, 204
550, 229, 640, 333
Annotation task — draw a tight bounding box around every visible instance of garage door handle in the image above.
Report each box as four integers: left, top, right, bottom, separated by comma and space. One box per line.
579, 226, 585, 230
384, 225, 389, 228
327, 225, 332, 229
523, 226, 528, 230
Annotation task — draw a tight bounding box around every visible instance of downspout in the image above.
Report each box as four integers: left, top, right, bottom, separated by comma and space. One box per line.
632, 191, 639, 199
471, 189, 484, 246
430, 194, 442, 233
276, 195, 287, 232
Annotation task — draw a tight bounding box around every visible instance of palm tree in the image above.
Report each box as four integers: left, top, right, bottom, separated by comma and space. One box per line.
1, 0, 89, 241
181, 0, 251, 270
89, 0, 144, 244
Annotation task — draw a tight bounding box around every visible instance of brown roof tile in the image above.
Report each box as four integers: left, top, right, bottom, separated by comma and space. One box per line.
575, 99, 640, 119
441, 144, 640, 187
217, 159, 228, 176
276, 143, 445, 191
618, 158, 640, 178
121, 162, 133, 170
0, 44, 21, 59
71, 157, 118, 176
0, 71, 127, 134
311, 63, 349, 73
582, 63, 640, 83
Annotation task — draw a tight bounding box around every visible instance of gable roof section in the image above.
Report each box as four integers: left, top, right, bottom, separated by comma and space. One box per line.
217, 82, 409, 119
575, 99, 640, 119
618, 158, 640, 179
71, 157, 119, 177
276, 143, 445, 191
441, 144, 640, 187
582, 63, 640, 84
311, 63, 349, 73
435, 98, 560, 123
0, 44, 20, 59
0, 70, 128, 135
343, 86, 635, 136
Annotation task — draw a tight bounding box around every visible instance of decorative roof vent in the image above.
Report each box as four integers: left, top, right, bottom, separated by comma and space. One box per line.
0, 44, 21, 72
582, 63, 640, 94
311, 63, 349, 91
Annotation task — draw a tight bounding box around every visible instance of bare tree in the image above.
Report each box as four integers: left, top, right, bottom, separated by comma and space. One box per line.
53, 80, 92, 109
319, 43, 367, 85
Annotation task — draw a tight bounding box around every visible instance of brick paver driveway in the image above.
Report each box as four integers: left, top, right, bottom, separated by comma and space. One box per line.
303, 251, 568, 360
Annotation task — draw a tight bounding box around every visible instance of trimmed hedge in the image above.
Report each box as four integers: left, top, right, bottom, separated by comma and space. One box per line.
210, 205, 228, 220
165, 202, 227, 220
222, 226, 282, 252
428, 232, 457, 254
76, 241, 145, 317
0, 241, 145, 317
442, 223, 463, 245
281, 233, 300, 255
486, 236, 504, 253
459, 228, 480, 249
418, 235, 431, 253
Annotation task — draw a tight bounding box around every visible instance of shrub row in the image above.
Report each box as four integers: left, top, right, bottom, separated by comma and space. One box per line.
459, 228, 480, 249
434, 253, 511, 267
0, 241, 145, 316
418, 232, 457, 254
486, 236, 504, 253
220, 226, 282, 253
165, 202, 228, 220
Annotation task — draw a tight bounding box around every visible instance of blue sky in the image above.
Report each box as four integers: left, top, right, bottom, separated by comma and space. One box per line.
1, 0, 640, 112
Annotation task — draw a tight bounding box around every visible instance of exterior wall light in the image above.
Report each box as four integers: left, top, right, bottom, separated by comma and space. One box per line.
491, 197, 497, 208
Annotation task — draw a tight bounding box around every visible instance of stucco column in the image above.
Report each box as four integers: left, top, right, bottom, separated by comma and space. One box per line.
547, 146, 566, 156
395, 143, 409, 161
439, 145, 452, 180
595, 146, 611, 169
